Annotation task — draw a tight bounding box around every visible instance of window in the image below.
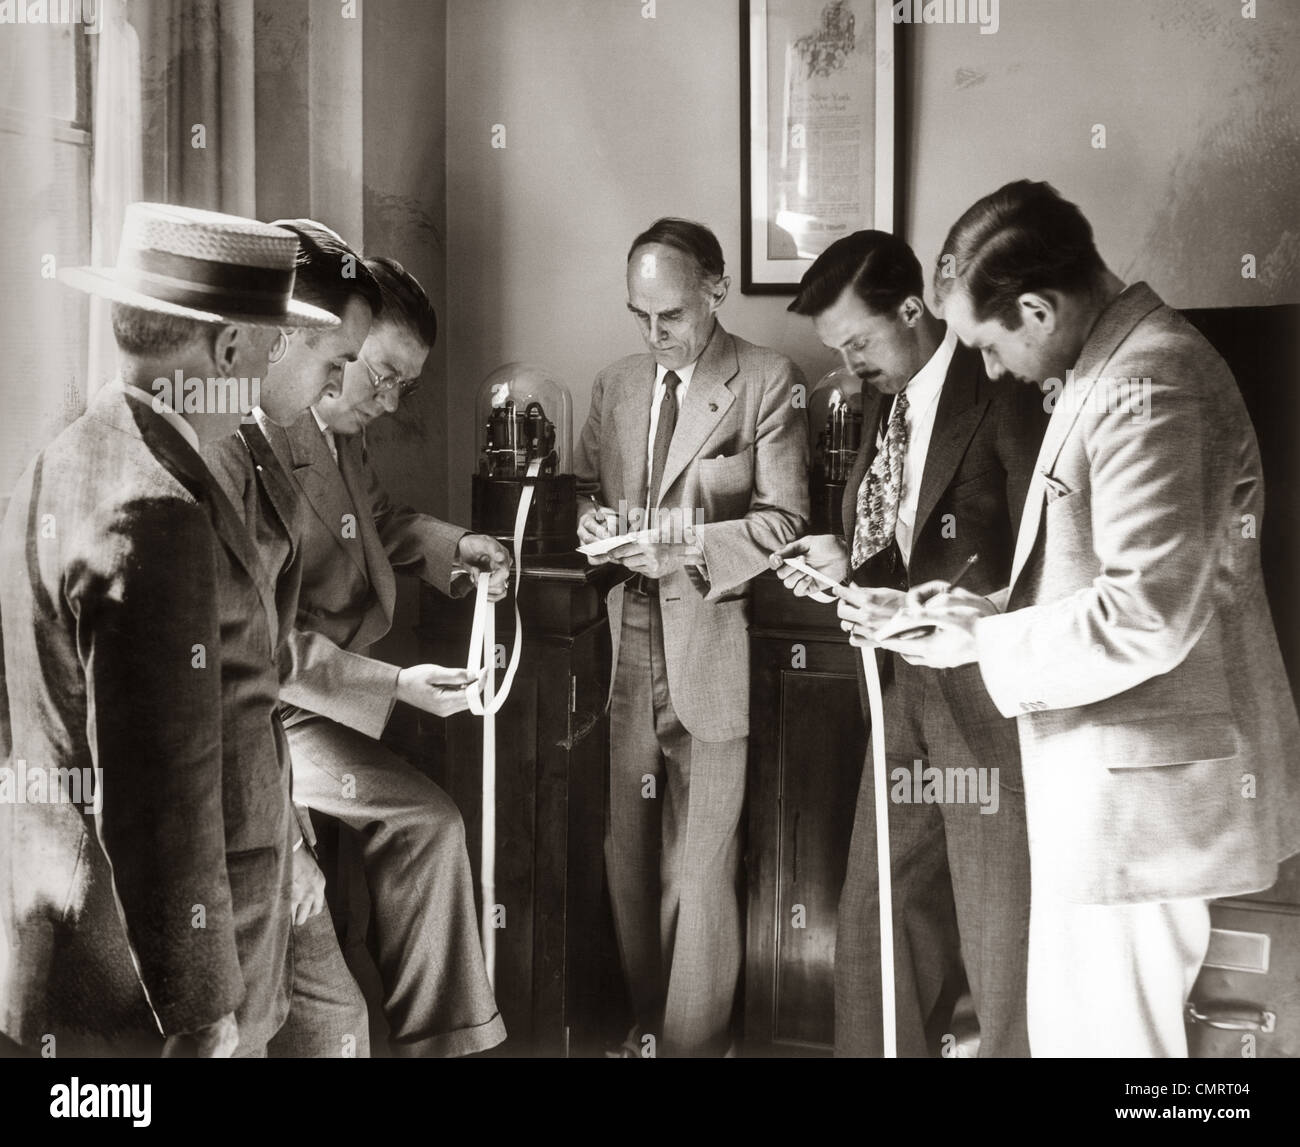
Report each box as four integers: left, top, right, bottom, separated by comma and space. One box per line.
0, 20, 94, 497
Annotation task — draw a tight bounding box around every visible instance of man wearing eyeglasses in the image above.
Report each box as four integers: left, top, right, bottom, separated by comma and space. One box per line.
246, 255, 509, 1058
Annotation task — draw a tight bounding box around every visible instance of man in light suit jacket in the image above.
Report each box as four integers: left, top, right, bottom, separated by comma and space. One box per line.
224, 251, 508, 1058
889, 180, 1300, 1056
0, 204, 357, 1056
772, 230, 1047, 1057
576, 218, 808, 1056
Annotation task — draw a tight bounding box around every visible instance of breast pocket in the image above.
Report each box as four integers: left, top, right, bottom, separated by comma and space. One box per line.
1043, 483, 1090, 527
697, 447, 754, 522
700, 447, 754, 492
948, 466, 999, 497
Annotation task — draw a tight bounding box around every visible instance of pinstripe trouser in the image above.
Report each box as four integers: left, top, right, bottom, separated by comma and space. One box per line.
605, 588, 747, 1058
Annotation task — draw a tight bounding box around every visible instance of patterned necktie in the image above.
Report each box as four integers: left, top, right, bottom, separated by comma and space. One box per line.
645, 370, 682, 513
851, 390, 910, 568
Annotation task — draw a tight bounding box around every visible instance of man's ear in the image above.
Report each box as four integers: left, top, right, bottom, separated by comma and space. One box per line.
898, 295, 925, 327
1016, 291, 1057, 333
211, 324, 241, 375
707, 274, 731, 313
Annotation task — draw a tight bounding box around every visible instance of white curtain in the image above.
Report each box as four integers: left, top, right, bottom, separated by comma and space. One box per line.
0, 19, 93, 499
86, 0, 143, 394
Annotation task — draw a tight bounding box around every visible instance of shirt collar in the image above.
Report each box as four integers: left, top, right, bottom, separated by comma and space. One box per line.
903, 328, 958, 408
122, 383, 201, 454
655, 359, 697, 390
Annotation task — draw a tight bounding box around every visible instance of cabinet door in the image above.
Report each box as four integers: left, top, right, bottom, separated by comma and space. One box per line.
745, 635, 866, 1053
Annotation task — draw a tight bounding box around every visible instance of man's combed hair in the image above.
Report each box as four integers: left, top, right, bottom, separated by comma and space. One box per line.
627, 217, 725, 283
787, 230, 923, 318
365, 256, 437, 347
111, 302, 217, 358
934, 179, 1106, 329
272, 218, 383, 321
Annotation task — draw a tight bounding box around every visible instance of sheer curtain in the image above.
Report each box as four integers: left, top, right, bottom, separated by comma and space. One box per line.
86, 0, 143, 394
87, 0, 258, 391
0, 20, 93, 496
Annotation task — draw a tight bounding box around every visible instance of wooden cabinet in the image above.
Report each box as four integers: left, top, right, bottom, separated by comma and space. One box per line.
413, 557, 626, 1057
743, 572, 866, 1055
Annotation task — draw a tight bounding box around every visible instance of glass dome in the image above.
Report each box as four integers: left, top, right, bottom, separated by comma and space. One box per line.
808, 365, 864, 481
475, 362, 573, 477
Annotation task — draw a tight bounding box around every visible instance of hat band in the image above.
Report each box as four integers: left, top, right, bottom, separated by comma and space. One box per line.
118, 248, 297, 318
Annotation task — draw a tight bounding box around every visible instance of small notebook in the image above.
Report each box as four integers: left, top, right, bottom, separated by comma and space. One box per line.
576, 528, 659, 557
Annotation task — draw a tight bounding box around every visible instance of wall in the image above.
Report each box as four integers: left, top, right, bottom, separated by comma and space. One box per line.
360, 0, 448, 665
251, 0, 447, 664
444, 0, 1299, 521
252, 0, 448, 516
903, 0, 1300, 310
445, 0, 837, 522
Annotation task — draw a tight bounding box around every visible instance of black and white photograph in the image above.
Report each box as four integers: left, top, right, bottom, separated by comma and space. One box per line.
0, 0, 1297, 1128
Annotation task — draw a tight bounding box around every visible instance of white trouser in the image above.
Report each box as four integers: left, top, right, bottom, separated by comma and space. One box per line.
1026, 896, 1211, 1057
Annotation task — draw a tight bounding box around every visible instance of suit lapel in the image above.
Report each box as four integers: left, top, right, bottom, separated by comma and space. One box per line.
275, 410, 369, 582
337, 433, 396, 629
1008, 282, 1165, 591
656, 323, 738, 507
238, 422, 300, 559
613, 360, 657, 515
912, 342, 989, 541
120, 392, 279, 654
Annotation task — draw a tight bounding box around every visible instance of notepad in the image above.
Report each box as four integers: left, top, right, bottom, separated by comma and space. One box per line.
871, 612, 938, 641
576, 528, 659, 557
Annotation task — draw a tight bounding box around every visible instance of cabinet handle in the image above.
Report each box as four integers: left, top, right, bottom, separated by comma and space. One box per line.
1185, 1000, 1276, 1033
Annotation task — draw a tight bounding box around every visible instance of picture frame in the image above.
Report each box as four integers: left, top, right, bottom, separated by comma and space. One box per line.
740, 0, 897, 294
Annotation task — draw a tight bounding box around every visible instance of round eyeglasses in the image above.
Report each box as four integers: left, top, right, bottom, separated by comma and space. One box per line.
361, 354, 421, 398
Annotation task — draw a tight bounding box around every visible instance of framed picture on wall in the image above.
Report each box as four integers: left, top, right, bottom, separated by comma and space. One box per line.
741, 0, 897, 293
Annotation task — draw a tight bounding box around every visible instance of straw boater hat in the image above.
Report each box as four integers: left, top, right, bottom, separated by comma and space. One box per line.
60, 202, 339, 329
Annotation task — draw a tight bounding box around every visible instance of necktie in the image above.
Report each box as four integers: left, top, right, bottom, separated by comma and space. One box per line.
851, 389, 910, 568
645, 370, 682, 515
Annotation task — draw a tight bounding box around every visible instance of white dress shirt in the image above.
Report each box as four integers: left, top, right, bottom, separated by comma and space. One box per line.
310, 405, 339, 463
645, 359, 696, 505
891, 329, 956, 563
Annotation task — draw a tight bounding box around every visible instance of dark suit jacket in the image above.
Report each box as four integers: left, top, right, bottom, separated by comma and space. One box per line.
841, 339, 1047, 595
0, 384, 297, 1052
841, 338, 1048, 760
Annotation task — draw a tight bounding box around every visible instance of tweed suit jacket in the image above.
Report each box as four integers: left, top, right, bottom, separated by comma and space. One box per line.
575, 322, 809, 742
975, 283, 1300, 903
0, 383, 296, 1050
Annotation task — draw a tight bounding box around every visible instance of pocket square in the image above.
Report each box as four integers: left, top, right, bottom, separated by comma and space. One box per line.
1042, 473, 1072, 501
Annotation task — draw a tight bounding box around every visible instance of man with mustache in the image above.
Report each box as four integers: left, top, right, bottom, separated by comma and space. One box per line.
772, 229, 1046, 1057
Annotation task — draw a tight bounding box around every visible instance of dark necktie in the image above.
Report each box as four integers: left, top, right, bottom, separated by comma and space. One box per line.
645, 370, 682, 513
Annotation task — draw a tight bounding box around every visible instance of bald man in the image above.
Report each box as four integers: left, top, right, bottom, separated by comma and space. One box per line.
575, 217, 809, 1056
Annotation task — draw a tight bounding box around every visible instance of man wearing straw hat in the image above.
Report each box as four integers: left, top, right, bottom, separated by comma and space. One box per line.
0, 203, 364, 1057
